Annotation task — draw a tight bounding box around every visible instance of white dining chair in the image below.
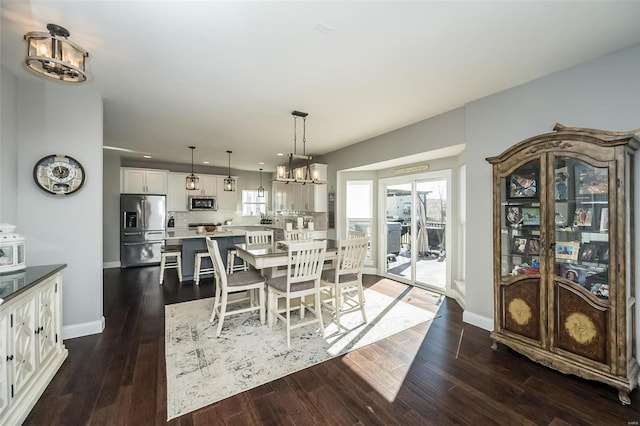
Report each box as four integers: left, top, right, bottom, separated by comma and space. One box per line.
320, 238, 369, 330
206, 237, 266, 337
266, 240, 327, 348
246, 230, 274, 245
284, 229, 307, 241
347, 230, 368, 240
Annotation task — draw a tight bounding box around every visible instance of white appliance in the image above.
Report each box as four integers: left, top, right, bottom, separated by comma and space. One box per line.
0, 224, 26, 274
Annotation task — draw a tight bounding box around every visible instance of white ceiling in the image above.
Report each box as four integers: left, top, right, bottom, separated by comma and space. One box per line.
2, 1, 639, 172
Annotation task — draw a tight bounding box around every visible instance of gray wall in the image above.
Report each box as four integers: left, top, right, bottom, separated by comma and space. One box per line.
16, 77, 104, 338
103, 150, 122, 266
0, 65, 18, 223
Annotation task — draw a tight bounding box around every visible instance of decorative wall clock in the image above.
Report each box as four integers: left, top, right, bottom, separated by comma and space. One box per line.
33, 154, 86, 196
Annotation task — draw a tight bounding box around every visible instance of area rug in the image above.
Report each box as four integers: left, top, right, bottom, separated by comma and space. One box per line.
164, 288, 439, 420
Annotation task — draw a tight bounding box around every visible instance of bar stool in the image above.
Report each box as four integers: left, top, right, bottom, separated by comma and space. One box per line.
194, 249, 215, 285
159, 245, 182, 284
226, 247, 247, 274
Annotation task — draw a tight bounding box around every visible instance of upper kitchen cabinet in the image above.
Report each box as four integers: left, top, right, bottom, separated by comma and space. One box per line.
188, 174, 217, 197
167, 172, 189, 211
216, 176, 238, 211
121, 168, 168, 194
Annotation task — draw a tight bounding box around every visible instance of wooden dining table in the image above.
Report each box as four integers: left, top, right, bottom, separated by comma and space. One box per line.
233, 239, 338, 277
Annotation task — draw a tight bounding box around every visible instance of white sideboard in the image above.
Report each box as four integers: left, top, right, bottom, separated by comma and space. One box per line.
0, 265, 68, 424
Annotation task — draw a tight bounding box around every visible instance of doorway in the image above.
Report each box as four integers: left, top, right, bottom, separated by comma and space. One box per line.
380, 171, 450, 292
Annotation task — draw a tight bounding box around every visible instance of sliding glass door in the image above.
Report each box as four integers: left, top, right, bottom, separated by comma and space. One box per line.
381, 172, 449, 291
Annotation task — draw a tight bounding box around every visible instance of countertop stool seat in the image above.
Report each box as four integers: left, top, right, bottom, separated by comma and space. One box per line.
194, 249, 215, 285
226, 247, 247, 274
160, 245, 182, 284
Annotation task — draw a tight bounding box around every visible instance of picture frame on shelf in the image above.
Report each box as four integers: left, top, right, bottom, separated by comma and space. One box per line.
522, 207, 540, 226
512, 237, 528, 255
555, 241, 580, 261
554, 202, 571, 228
508, 172, 537, 198
575, 164, 608, 196
506, 206, 523, 226
554, 166, 569, 201
573, 207, 593, 227
600, 207, 609, 232
526, 238, 540, 255
579, 243, 597, 262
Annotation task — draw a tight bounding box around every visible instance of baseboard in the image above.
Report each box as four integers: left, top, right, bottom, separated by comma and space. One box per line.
462, 311, 493, 331
62, 316, 105, 340
363, 267, 377, 275
448, 288, 466, 310
103, 261, 121, 269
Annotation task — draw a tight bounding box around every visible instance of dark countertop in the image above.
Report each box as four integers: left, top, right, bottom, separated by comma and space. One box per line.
0, 264, 67, 303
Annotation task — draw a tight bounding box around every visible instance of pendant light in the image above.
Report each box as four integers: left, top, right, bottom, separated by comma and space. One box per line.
224, 150, 236, 192
24, 23, 89, 83
185, 146, 200, 190
258, 168, 265, 197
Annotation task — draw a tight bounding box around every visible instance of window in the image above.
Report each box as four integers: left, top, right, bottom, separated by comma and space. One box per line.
346, 180, 373, 264
242, 190, 268, 216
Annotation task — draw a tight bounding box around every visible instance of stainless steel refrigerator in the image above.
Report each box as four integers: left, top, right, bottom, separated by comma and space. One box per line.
120, 194, 166, 268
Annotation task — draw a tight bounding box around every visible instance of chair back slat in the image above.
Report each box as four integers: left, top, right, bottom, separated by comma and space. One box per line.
206, 237, 227, 290
287, 240, 327, 287
284, 229, 307, 241
246, 230, 274, 245
338, 238, 369, 276
347, 230, 368, 240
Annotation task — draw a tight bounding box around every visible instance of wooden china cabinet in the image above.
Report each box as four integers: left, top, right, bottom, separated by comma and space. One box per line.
486, 124, 640, 404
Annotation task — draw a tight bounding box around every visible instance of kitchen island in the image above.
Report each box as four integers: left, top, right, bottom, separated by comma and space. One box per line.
165, 226, 274, 281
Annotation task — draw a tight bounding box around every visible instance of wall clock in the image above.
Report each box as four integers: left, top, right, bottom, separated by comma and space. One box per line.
33, 154, 86, 196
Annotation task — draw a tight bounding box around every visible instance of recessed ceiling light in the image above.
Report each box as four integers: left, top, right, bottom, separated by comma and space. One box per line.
315, 23, 333, 35
258, 162, 265, 165
143, 155, 151, 159
203, 161, 210, 164
277, 153, 284, 156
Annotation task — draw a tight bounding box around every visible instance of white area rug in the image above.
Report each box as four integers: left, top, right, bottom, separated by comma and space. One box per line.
164, 289, 438, 420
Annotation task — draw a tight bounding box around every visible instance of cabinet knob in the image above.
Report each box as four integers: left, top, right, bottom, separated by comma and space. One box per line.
6, 355, 13, 361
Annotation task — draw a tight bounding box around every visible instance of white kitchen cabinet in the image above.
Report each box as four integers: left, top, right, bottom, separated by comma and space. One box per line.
167, 172, 189, 212
216, 177, 238, 211
0, 268, 67, 425
121, 168, 168, 194
188, 174, 217, 197
309, 164, 327, 212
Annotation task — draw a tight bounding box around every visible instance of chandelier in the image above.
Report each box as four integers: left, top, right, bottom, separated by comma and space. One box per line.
185, 146, 200, 190
274, 111, 326, 185
224, 150, 236, 192
24, 23, 89, 83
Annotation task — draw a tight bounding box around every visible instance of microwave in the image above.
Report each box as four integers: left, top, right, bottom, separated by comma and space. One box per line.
189, 196, 217, 211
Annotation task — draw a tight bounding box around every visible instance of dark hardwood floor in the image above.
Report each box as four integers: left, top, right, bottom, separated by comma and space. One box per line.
26, 266, 640, 425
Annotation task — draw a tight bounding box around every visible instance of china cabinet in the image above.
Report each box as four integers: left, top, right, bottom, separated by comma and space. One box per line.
486, 124, 639, 404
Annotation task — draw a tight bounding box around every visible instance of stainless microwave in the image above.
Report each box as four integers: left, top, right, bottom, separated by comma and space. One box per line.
188, 196, 217, 211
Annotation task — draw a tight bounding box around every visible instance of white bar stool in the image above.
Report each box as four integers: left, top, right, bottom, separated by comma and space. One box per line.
226, 247, 247, 274
159, 245, 182, 284
194, 249, 215, 285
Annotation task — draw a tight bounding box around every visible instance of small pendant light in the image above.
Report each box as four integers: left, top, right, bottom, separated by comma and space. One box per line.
224, 150, 236, 192
185, 146, 200, 190
258, 168, 265, 197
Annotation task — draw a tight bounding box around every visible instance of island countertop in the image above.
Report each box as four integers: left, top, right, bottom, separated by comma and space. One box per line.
165, 225, 277, 240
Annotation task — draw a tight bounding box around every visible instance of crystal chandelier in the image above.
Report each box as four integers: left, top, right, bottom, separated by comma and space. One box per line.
24, 23, 89, 83
274, 111, 326, 185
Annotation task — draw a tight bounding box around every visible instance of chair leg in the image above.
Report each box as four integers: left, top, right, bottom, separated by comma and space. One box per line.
159, 255, 165, 284
227, 252, 234, 274
194, 255, 201, 285
210, 284, 221, 323
266, 288, 274, 327
335, 288, 342, 330
259, 286, 266, 325
176, 254, 183, 282
216, 292, 228, 337
357, 282, 367, 323
286, 298, 291, 349
315, 290, 324, 337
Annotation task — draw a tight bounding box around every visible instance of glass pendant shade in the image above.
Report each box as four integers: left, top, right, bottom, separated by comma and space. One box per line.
186, 146, 200, 190
24, 24, 89, 83
224, 150, 236, 192
258, 168, 265, 197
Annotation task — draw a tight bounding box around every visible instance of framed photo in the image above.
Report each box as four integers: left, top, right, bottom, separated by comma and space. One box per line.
599, 207, 609, 232
579, 243, 597, 262
554, 166, 569, 201
506, 207, 523, 226
555, 241, 580, 261
575, 164, 608, 195
554, 202, 571, 228
526, 238, 540, 255
508, 172, 537, 198
512, 237, 528, 255
573, 207, 593, 227
522, 207, 540, 226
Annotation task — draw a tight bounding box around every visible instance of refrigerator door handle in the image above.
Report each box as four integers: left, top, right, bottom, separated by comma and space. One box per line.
123, 242, 155, 247
124, 232, 143, 236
